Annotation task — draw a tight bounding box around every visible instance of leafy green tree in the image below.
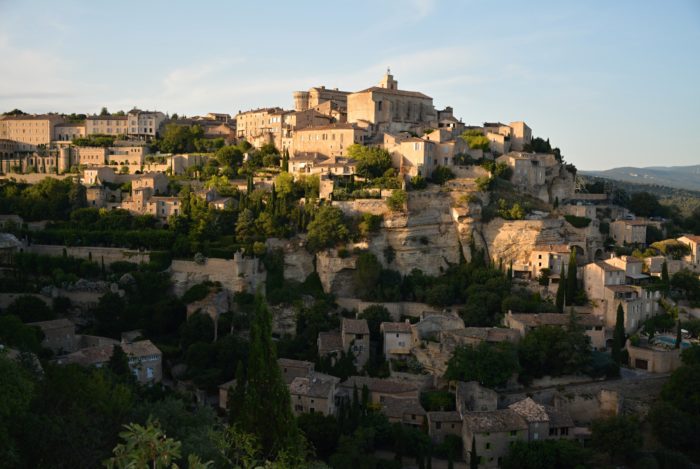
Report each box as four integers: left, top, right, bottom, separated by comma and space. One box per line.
502, 440, 593, 469
445, 342, 520, 388
242, 294, 301, 459
358, 305, 392, 342
215, 145, 243, 168
591, 415, 642, 465
306, 206, 349, 252
612, 303, 625, 364
0, 315, 44, 353
297, 413, 340, 460
347, 144, 392, 179
5, 295, 55, 322
0, 352, 35, 466
235, 209, 256, 245
105, 418, 211, 469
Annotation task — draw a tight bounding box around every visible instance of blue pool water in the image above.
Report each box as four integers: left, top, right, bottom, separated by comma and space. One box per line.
654, 335, 691, 349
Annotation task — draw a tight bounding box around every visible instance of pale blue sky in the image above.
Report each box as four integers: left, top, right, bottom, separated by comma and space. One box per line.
0, 0, 698, 170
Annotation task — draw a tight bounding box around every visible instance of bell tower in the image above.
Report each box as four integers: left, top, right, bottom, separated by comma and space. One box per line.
379, 67, 398, 90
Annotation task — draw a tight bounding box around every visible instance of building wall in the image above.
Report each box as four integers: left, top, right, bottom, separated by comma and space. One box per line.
0, 116, 62, 151
611, 221, 647, 245
464, 428, 527, 468
85, 117, 128, 136
627, 343, 681, 373
292, 125, 363, 158
383, 330, 412, 357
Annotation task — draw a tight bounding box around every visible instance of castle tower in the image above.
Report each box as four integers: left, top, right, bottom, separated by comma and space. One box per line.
293, 91, 310, 112
58, 146, 71, 174
379, 68, 398, 90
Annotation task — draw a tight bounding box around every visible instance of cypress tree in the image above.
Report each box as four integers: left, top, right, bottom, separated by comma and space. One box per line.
282, 148, 289, 172
242, 293, 299, 458
556, 268, 566, 313
661, 261, 670, 296
612, 303, 625, 364
507, 261, 513, 281
566, 249, 578, 305
469, 435, 478, 469
228, 361, 246, 424
675, 319, 682, 349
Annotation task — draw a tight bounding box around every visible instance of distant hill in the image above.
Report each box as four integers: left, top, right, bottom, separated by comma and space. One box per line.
581, 165, 700, 192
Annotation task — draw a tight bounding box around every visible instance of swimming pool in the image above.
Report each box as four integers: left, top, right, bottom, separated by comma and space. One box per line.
653, 335, 691, 349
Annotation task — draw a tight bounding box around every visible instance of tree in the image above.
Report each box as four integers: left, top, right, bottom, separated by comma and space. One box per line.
5, 295, 55, 322
100, 107, 109, 116
297, 413, 340, 460
282, 149, 289, 172
306, 206, 349, 252
661, 260, 670, 296
347, 144, 392, 179
242, 294, 301, 459
518, 323, 591, 383
353, 253, 382, 300
108, 345, 131, 378
555, 269, 566, 313
591, 415, 642, 465
235, 209, 256, 245
0, 352, 35, 466
612, 303, 625, 365
676, 319, 683, 349
358, 305, 392, 342
445, 342, 520, 388
215, 145, 243, 168
105, 419, 211, 469
565, 249, 577, 306
469, 435, 478, 469
0, 315, 44, 353
501, 440, 593, 469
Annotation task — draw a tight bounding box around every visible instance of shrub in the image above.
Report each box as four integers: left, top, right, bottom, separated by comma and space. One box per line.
564, 214, 592, 228
386, 189, 407, 212
430, 166, 455, 185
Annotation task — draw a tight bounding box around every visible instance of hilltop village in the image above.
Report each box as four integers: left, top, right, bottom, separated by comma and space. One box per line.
1, 73, 700, 468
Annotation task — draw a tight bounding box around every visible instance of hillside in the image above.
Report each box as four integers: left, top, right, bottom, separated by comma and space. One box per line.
581, 165, 700, 191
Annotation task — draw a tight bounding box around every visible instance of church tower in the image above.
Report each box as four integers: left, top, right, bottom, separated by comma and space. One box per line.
379, 68, 398, 90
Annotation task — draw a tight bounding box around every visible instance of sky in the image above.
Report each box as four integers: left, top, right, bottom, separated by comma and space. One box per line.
0, 0, 698, 170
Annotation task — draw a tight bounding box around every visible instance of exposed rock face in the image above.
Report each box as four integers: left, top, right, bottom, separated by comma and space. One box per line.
266, 237, 314, 281
186, 290, 229, 320
316, 251, 356, 296
479, 218, 565, 266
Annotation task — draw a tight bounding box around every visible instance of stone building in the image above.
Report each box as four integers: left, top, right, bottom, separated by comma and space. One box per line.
28, 318, 78, 354
53, 122, 86, 142
342, 318, 370, 368
380, 321, 412, 359
338, 376, 420, 405
289, 372, 340, 416
427, 411, 462, 444
0, 114, 65, 151
293, 85, 351, 113
504, 311, 606, 350
462, 409, 528, 468
347, 71, 437, 137
529, 244, 571, 280
381, 396, 426, 428
291, 123, 365, 159
85, 115, 128, 136
677, 235, 700, 265
235, 107, 287, 149
610, 219, 649, 245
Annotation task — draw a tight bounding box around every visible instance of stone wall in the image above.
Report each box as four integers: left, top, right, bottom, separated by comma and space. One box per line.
336, 297, 442, 320
266, 237, 314, 281
332, 198, 391, 217
170, 255, 264, 297
26, 244, 150, 265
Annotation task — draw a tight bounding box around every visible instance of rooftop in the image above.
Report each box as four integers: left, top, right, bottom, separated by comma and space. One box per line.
427, 411, 462, 423
381, 397, 426, 420
342, 318, 369, 335
27, 318, 75, 331
289, 372, 339, 398
381, 322, 412, 334
532, 244, 571, 254
508, 397, 549, 422
340, 376, 419, 395
508, 312, 603, 328
354, 86, 431, 99
463, 409, 527, 433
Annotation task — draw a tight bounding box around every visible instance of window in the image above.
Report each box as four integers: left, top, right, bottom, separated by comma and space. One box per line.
510, 430, 517, 437
436, 422, 441, 429
485, 442, 490, 450
561, 427, 569, 436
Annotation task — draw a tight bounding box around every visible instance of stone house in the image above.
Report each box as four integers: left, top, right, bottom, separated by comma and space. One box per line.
380, 321, 412, 359
218, 379, 236, 410
85, 115, 128, 136
455, 381, 498, 414
529, 244, 571, 280
508, 398, 549, 441
678, 235, 700, 265
342, 318, 370, 368
427, 411, 462, 444
626, 339, 682, 373
0, 114, 65, 151
289, 371, 340, 416
278, 357, 315, 385
56, 339, 163, 384
383, 132, 436, 177
610, 220, 648, 245
381, 396, 426, 428
462, 409, 528, 468
28, 318, 78, 354
504, 311, 606, 350
411, 313, 465, 342
234, 107, 288, 149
